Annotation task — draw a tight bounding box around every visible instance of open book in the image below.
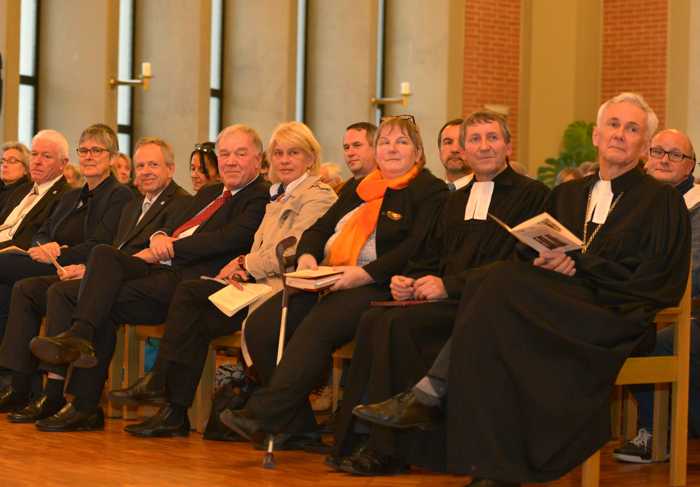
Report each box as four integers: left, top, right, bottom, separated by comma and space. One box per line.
284, 266, 343, 291
488, 212, 582, 253
0, 245, 28, 255
208, 282, 273, 317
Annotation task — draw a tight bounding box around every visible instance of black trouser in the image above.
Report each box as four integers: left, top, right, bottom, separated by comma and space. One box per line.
0, 253, 54, 339
45, 245, 180, 411
158, 279, 247, 407
244, 284, 390, 435
0, 275, 62, 374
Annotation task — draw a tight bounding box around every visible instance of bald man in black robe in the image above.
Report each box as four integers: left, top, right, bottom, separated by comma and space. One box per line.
332, 112, 549, 475
354, 93, 690, 486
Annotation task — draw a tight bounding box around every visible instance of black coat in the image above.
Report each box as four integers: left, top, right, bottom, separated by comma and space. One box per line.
295, 168, 448, 284
0, 176, 70, 250
0, 176, 31, 214
165, 178, 270, 279
30, 175, 135, 265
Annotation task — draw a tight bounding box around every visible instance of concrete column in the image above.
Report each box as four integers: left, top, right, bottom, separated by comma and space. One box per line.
384, 0, 465, 177
133, 0, 211, 191
37, 0, 119, 151
519, 0, 601, 174
0, 0, 22, 141
221, 0, 297, 148
305, 0, 377, 173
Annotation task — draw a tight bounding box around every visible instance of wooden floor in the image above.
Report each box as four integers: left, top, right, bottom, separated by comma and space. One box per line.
1, 418, 699, 487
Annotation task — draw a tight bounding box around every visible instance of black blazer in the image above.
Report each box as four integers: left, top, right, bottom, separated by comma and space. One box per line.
114, 180, 192, 256
31, 175, 135, 265
165, 178, 270, 279
0, 176, 70, 250
296, 168, 448, 284
0, 176, 31, 214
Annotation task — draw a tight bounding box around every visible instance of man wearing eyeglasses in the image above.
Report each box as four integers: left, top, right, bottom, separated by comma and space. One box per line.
0, 130, 70, 250
613, 129, 700, 463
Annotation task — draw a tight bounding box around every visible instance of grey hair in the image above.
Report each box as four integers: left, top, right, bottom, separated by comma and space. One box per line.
1, 141, 31, 170
33, 129, 70, 160
596, 92, 659, 141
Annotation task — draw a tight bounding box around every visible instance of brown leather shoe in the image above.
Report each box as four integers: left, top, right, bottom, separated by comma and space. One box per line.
30, 332, 97, 368
352, 391, 442, 430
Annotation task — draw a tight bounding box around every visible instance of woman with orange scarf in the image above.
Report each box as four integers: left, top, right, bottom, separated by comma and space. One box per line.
223, 116, 448, 449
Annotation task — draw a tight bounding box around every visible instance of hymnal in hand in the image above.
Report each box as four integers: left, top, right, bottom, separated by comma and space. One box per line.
489, 212, 582, 253
0, 245, 28, 255
208, 282, 272, 317
284, 266, 343, 291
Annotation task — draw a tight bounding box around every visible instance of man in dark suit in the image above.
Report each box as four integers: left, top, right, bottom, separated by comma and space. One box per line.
29, 125, 269, 432
337, 122, 377, 196
0, 136, 190, 420
0, 129, 70, 250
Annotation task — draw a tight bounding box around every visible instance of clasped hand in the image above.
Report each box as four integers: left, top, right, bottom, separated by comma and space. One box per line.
390, 274, 447, 301
58, 264, 85, 281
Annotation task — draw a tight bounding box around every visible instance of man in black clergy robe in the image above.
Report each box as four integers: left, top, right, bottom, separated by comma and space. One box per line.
28, 125, 269, 432
330, 112, 550, 475
354, 92, 691, 487
0, 137, 191, 420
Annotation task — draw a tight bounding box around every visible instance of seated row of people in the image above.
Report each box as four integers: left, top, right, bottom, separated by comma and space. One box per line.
0, 92, 695, 487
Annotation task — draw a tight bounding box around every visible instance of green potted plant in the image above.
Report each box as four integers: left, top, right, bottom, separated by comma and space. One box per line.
537, 121, 597, 187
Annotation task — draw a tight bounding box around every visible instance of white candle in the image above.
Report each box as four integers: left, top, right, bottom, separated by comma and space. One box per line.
400, 81, 411, 96
142, 62, 152, 77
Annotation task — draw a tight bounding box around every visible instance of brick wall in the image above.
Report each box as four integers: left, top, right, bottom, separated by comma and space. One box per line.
463, 0, 521, 151
601, 0, 667, 127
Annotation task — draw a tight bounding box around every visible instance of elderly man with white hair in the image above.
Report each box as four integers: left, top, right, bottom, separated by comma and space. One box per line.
0, 130, 70, 250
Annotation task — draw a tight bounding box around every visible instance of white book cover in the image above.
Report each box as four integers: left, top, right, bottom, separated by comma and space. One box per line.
489, 212, 582, 253
208, 282, 273, 317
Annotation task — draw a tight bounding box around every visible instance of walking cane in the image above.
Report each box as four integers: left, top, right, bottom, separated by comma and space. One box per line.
262, 235, 298, 469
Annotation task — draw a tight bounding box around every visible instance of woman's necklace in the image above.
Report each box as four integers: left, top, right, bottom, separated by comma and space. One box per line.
581, 189, 624, 254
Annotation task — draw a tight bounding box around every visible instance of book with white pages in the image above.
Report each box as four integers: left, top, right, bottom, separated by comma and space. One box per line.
284, 266, 343, 290
488, 212, 582, 253
208, 282, 273, 317
0, 245, 28, 255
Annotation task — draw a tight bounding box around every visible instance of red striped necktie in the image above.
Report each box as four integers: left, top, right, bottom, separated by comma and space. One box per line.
172, 190, 232, 238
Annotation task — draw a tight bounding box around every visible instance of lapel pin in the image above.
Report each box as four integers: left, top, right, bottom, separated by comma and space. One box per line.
386, 210, 402, 221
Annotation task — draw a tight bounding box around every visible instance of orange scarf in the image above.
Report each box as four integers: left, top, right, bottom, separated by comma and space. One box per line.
326, 165, 420, 266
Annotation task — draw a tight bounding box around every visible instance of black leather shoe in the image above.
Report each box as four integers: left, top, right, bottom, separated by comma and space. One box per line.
0, 386, 28, 413
219, 408, 261, 441
108, 371, 167, 406
352, 391, 442, 430
466, 478, 521, 487
339, 447, 409, 476
124, 404, 190, 437
7, 395, 65, 423
30, 332, 97, 368
35, 403, 104, 432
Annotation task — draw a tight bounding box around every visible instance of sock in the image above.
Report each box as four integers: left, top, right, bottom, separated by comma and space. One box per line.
45, 378, 66, 405
165, 403, 187, 425
10, 372, 32, 403
411, 376, 446, 407
69, 319, 95, 341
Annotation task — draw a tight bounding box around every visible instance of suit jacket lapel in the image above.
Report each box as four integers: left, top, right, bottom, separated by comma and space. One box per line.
121, 182, 176, 246
14, 178, 66, 235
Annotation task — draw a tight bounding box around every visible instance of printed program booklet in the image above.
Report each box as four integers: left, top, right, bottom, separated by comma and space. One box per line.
207, 281, 272, 317
488, 212, 582, 253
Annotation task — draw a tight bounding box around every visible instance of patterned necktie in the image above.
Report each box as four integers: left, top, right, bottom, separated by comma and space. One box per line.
136, 199, 152, 225
172, 190, 232, 238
